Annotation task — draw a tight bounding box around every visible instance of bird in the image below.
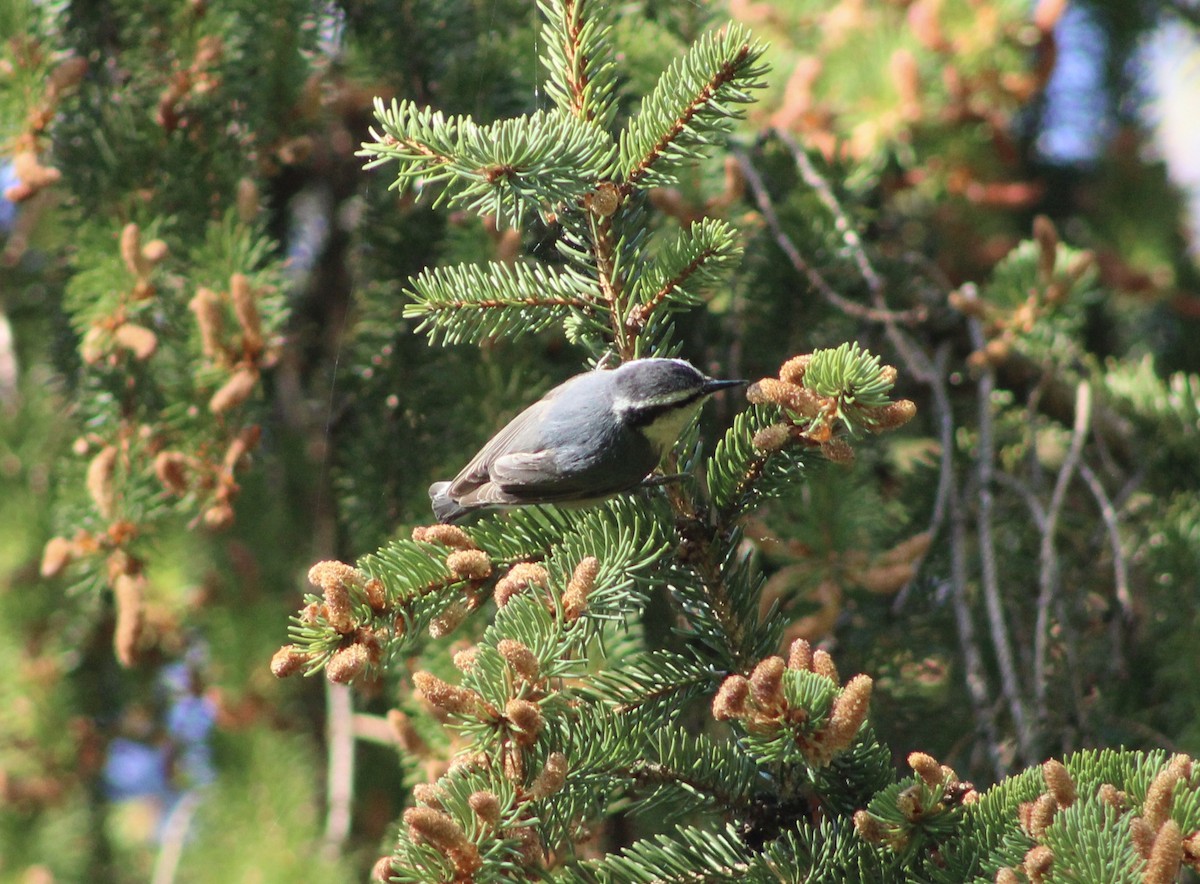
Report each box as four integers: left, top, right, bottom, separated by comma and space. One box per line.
429, 358, 745, 523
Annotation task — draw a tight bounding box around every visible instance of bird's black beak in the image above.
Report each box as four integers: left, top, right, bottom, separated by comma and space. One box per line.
702, 378, 748, 395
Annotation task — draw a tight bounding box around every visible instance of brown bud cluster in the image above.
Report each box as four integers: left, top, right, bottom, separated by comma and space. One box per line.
326, 643, 370, 684
414, 671, 481, 718
270, 644, 311, 678
505, 698, 544, 746
189, 287, 225, 359
1023, 845, 1054, 883
855, 747, 976, 855
113, 222, 169, 304
749, 656, 786, 714
1010, 757, 1200, 882
86, 445, 119, 519
820, 437, 855, 464
386, 710, 428, 755
1019, 792, 1058, 840
494, 563, 550, 608
529, 751, 568, 800
209, 366, 259, 414
468, 790, 502, 825
308, 560, 363, 634
752, 423, 794, 453
1121, 753, 1200, 879
156, 36, 224, 133
746, 353, 912, 460
711, 674, 750, 721
403, 807, 481, 878
412, 524, 477, 550
452, 647, 479, 672
908, 752, 944, 791
746, 377, 826, 420
562, 556, 599, 621
370, 856, 397, 883
5, 149, 62, 203
853, 809, 888, 845
40, 533, 98, 579
112, 323, 158, 360
837, 531, 932, 598
861, 399, 917, 434
812, 649, 840, 683
497, 640, 540, 683
229, 273, 262, 357
960, 219, 1098, 369
712, 645, 871, 767
446, 549, 492, 581
1146, 820, 1183, 884
112, 571, 145, 667
428, 601, 468, 638
154, 451, 191, 496
1041, 759, 1076, 808
412, 783, 444, 808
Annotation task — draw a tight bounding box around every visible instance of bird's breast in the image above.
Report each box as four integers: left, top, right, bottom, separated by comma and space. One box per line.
637, 401, 704, 455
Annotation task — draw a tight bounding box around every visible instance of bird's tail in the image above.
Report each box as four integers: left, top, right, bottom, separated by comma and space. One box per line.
428, 481, 469, 524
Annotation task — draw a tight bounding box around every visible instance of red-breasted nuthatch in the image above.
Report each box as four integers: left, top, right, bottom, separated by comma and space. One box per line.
429, 358, 745, 523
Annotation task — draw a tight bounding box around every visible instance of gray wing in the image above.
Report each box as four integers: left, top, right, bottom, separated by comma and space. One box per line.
445, 391, 564, 501
433, 370, 652, 519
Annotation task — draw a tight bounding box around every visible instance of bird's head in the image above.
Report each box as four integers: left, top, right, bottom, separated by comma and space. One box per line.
610, 358, 745, 450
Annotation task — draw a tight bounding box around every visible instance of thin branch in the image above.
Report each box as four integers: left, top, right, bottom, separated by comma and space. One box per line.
352, 712, 403, 746
947, 483, 1006, 782
560, 0, 592, 120
590, 213, 633, 360
773, 130, 928, 329
893, 344, 955, 611
1034, 381, 1091, 705
966, 303, 1036, 765
992, 471, 1048, 531
736, 152, 909, 324
324, 681, 355, 858
775, 131, 888, 302
1078, 461, 1133, 619
151, 791, 202, 884
429, 295, 596, 311
0, 308, 17, 407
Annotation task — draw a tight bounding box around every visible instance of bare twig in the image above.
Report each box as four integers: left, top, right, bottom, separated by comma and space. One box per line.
775, 130, 887, 302
324, 681, 355, 856
1079, 461, 1133, 619
965, 302, 1036, 765
947, 475, 1006, 782
0, 309, 16, 408
151, 791, 203, 884
992, 471, 1048, 531
892, 344, 956, 611
353, 712, 403, 745
735, 151, 913, 324
774, 130, 928, 324
1034, 381, 1091, 705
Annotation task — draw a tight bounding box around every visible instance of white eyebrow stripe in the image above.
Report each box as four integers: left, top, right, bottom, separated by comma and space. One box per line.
613, 390, 696, 413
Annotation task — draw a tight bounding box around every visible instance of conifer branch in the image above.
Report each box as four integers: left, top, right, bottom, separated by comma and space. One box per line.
620, 26, 767, 189
627, 217, 741, 332
567, 824, 754, 882
361, 99, 616, 226
405, 261, 604, 345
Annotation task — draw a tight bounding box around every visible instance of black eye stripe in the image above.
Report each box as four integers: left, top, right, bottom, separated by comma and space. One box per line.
625, 390, 706, 427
